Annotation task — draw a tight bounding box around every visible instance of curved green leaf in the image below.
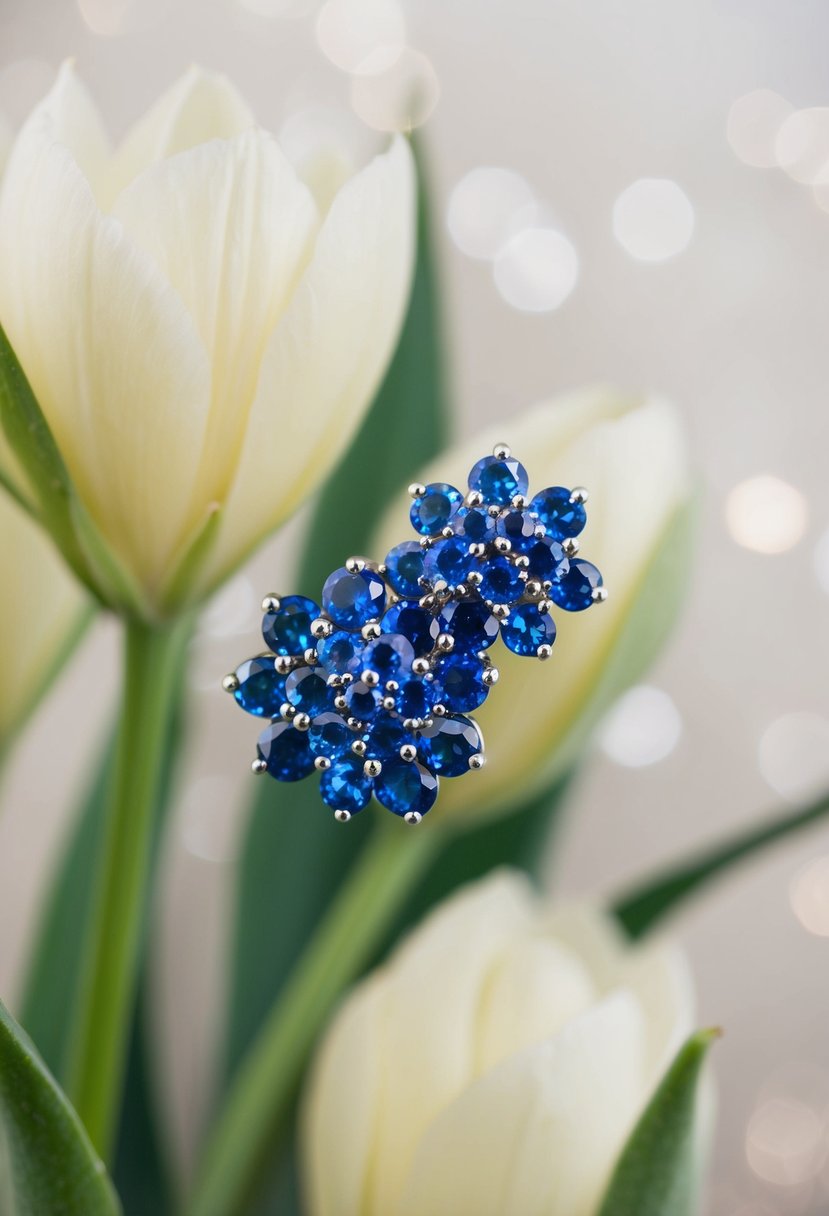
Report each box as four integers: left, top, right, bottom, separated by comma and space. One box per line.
0, 1000, 120, 1215
597, 1029, 718, 1216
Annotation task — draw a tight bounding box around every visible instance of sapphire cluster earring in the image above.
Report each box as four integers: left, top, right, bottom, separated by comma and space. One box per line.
224, 444, 606, 825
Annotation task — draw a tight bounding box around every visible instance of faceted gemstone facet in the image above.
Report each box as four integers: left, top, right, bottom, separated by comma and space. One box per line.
381, 604, 440, 657
423, 536, 473, 587
374, 761, 439, 818
453, 506, 496, 545
431, 652, 488, 712
500, 603, 557, 656
232, 657, 286, 717
322, 566, 385, 630
526, 537, 569, 583
317, 631, 365, 676
344, 680, 382, 720
410, 483, 463, 536
363, 714, 410, 761
468, 455, 529, 506
496, 509, 537, 552
530, 486, 586, 539
395, 677, 435, 720
308, 712, 354, 759
362, 633, 415, 681
320, 755, 373, 814
285, 668, 331, 716
384, 541, 426, 599
256, 720, 316, 781
418, 715, 483, 776
262, 595, 320, 656
438, 600, 499, 651
549, 559, 603, 611
477, 555, 525, 604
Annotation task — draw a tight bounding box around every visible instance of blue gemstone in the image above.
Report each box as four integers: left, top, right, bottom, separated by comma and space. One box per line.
362, 633, 415, 681
526, 537, 569, 583
395, 677, 435, 720
438, 600, 499, 651
363, 713, 410, 761
344, 680, 382, 720
317, 631, 365, 676
468, 455, 529, 506
256, 720, 316, 781
374, 761, 439, 818
418, 715, 483, 776
285, 668, 331, 717
500, 603, 557, 655
262, 595, 320, 656
308, 712, 354, 759
530, 486, 586, 539
410, 482, 463, 536
322, 566, 386, 630
320, 755, 373, 815
423, 536, 473, 587
453, 507, 496, 544
384, 541, 426, 599
431, 652, 489, 712
477, 555, 525, 604
496, 509, 537, 552
549, 559, 603, 611
232, 657, 286, 717
381, 604, 440, 657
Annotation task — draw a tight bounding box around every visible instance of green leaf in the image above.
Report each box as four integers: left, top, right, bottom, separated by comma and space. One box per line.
597, 1029, 718, 1216
0, 999, 120, 1215
615, 788, 829, 939
223, 137, 449, 1080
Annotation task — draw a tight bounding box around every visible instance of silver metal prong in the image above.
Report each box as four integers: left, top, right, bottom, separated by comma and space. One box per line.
491, 604, 510, 621
311, 617, 333, 640
364, 759, 382, 778
432, 702, 447, 717
436, 633, 454, 653
419, 535, 433, 550
404, 811, 423, 826
441, 525, 454, 539
334, 809, 352, 823
280, 702, 295, 721
251, 757, 268, 775
345, 556, 366, 574
315, 756, 332, 771
494, 536, 511, 554
492, 443, 511, 460
333, 694, 347, 711
346, 716, 361, 730
412, 657, 430, 676
262, 594, 281, 613
408, 482, 426, 499
304, 647, 318, 665
525, 579, 542, 598
570, 486, 589, 505
351, 739, 367, 757
538, 598, 553, 615
537, 643, 553, 660
482, 666, 499, 687
487, 504, 500, 517
222, 673, 240, 693
468, 753, 485, 770
592, 585, 609, 604
562, 537, 580, 558
514, 555, 530, 570
361, 669, 380, 688
466, 569, 483, 587
511, 493, 526, 509
293, 712, 311, 731
468, 542, 486, 559
382, 695, 396, 711
465, 489, 484, 508
400, 743, 417, 762
361, 621, 382, 641
274, 656, 293, 676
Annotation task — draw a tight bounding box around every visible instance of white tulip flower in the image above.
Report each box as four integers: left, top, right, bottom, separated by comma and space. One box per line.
373, 387, 691, 821
302, 870, 695, 1216
0, 65, 414, 617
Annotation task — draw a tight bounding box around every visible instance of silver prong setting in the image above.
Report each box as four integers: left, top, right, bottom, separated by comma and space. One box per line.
592, 585, 609, 604
251, 757, 268, 775
404, 811, 423, 825
334, 809, 351, 823
492, 443, 511, 460
222, 673, 240, 693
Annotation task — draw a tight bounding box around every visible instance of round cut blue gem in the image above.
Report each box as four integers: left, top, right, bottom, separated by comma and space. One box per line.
322, 566, 385, 630
431, 652, 489, 712
362, 633, 415, 681
438, 600, 499, 651
384, 541, 426, 599
453, 507, 496, 544
423, 536, 472, 587
395, 677, 435, 720
256, 720, 315, 781
374, 761, 439, 818
500, 603, 556, 656
262, 595, 319, 656
363, 713, 409, 761
477, 555, 525, 604
317, 631, 364, 676
418, 715, 483, 776
549, 559, 603, 611
308, 712, 354, 759
381, 604, 440, 657
285, 668, 331, 717
344, 680, 381, 720
232, 657, 286, 717
320, 755, 373, 815
530, 486, 586, 539
468, 455, 529, 506
496, 509, 537, 552
410, 483, 463, 536
526, 537, 569, 583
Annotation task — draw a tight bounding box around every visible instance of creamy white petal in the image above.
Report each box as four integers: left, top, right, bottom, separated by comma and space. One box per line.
0, 87, 211, 595
113, 130, 319, 551
1, 110, 14, 174
365, 872, 535, 1215
301, 975, 388, 1216
27, 62, 111, 194
397, 992, 647, 1216
198, 135, 415, 592
104, 66, 254, 206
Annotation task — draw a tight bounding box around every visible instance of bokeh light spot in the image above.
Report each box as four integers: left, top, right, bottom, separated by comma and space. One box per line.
493, 227, 579, 312
758, 713, 829, 803
317, 0, 406, 75
746, 1097, 826, 1186
350, 48, 438, 132
790, 855, 829, 937
612, 178, 694, 261
725, 475, 808, 554
599, 685, 682, 768
447, 167, 535, 261
727, 89, 794, 168
775, 107, 829, 184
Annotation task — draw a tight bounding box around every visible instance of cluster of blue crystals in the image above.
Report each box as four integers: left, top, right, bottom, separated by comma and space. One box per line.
225, 445, 605, 825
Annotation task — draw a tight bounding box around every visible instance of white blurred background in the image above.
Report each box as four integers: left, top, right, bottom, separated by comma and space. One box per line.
1, 1, 829, 1211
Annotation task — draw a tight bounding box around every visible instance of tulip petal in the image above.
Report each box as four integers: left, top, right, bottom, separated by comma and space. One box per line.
112, 129, 319, 549
199, 134, 415, 592
397, 992, 647, 1216
0, 76, 212, 594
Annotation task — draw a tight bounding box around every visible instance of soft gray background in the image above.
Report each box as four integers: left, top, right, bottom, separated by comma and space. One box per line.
1, 1, 828, 1212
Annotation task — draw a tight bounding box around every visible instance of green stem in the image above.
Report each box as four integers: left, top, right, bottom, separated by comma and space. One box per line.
187, 821, 440, 1216
65, 615, 191, 1162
